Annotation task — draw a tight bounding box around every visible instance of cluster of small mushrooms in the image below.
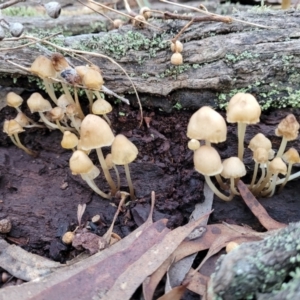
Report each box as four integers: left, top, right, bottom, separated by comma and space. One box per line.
3, 53, 138, 201
187, 93, 300, 200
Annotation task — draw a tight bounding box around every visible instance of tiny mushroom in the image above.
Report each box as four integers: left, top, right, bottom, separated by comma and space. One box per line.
221, 157, 246, 195
3, 119, 36, 156
80, 114, 117, 195
30, 55, 58, 104
275, 114, 299, 157
92, 97, 113, 126
226, 93, 261, 160
187, 106, 227, 146
69, 150, 111, 199
6, 92, 23, 113
61, 131, 78, 151
278, 148, 300, 192
193, 145, 233, 201
111, 134, 138, 200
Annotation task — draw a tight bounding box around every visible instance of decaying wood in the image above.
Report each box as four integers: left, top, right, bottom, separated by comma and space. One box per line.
208, 222, 300, 300
1, 7, 300, 110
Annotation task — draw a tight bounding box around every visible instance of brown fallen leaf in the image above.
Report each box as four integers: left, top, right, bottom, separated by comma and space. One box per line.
157, 283, 187, 300
237, 180, 287, 230
72, 231, 107, 254
143, 223, 261, 300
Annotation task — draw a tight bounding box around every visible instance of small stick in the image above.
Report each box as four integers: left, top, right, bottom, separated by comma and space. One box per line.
0, 0, 25, 10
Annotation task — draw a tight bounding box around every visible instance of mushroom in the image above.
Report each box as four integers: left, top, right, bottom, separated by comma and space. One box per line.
278, 148, 300, 192
250, 147, 269, 191
80, 114, 117, 195
111, 134, 138, 200
6, 92, 23, 113
69, 150, 111, 199
256, 157, 287, 197
275, 114, 299, 157
61, 131, 78, 151
92, 97, 113, 126
3, 119, 36, 156
187, 139, 200, 151
193, 145, 233, 201
187, 106, 227, 146
226, 93, 261, 160
30, 55, 58, 105
221, 157, 246, 195
27, 93, 59, 130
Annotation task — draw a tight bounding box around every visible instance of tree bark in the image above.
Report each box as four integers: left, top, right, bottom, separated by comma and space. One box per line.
209, 222, 300, 300
1, 6, 300, 110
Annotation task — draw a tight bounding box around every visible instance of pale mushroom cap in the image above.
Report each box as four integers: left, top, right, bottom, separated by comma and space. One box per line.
105, 153, 114, 169
57, 94, 73, 109
282, 148, 300, 164
193, 145, 223, 176
6, 92, 23, 108
69, 150, 99, 178
51, 53, 70, 72
253, 147, 269, 164
170, 52, 183, 65
30, 55, 56, 78
3, 119, 24, 136
226, 93, 261, 124
92, 98, 112, 115
171, 40, 183, 53
82, 69, 104, 90
221, 157, 246, 179
111, 134, 138, 165
27, 93, 52, 113
188, 139, 200, 151
61, 131, 78, 149
275, 114, 299, 141
14, 112, 30, 127
50, 107, 64, 121
187, 106, 227, 143
248, 133, 272, 151
269, 157, 287, 175
75, 65, 89, 78
80, 114, 114, 150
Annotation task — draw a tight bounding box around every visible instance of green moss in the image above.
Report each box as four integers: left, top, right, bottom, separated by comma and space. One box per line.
158, 64, 191, 79
73, 30, 169, 60
2, 6, 43, 17
225, 51, 259, 63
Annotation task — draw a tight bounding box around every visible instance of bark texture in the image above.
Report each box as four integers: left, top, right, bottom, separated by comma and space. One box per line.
1, 6, 300, 110
209, 222, 300, 300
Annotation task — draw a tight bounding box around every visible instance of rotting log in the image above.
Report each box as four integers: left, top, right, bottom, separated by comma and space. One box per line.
1, 7, 300, 111
208, 222, 300, 300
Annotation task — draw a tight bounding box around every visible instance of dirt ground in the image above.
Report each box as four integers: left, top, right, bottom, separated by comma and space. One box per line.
1, 92, 300, 265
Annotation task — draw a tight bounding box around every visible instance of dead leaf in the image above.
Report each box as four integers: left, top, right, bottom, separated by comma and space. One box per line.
72, 231, 107, 254
143, 223, 261, 300
237, 180, 287, 230
157, 284, 187, 300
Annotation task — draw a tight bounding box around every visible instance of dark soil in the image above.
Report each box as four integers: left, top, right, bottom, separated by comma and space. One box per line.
0, 93, 300, 264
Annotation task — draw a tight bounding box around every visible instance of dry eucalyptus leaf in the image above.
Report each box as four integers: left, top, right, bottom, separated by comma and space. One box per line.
237, 180, 287, 230
143, 223, 261, 300
166, 183, 213, 292
72, 231, 107, 254
157, 284, 187, 300
0, 239, 61, 281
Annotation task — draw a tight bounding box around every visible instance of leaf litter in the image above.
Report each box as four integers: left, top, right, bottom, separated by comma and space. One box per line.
0, 182, 293, 299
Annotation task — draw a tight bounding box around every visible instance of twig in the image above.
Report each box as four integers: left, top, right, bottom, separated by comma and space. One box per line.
0, 0, 26, 10
159, 0, 276, 29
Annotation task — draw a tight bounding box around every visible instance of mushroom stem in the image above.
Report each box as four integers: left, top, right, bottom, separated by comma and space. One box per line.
102, 114, 111, 126
96, 148, 117, 195
253, 172, 272, 196
230, 177, 240, 195
277, 163, 293, 193
69, 114, 80, 133
204, 175, 233, 201
276, 136, 288, 158
73, 86, 85, 119
85, 89, 94, 113
124, 163, 135, 200
215, 174, 227, 190
276, 169, 300, 185
237, 122, 247, 160
261, 174, 278, 197
38, 112, 59, 130
249, 162, 259, 190
13, 133, 36, 156
81, 174, 111, 199
113, 165, 121, 191
43, 78, 58, 105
